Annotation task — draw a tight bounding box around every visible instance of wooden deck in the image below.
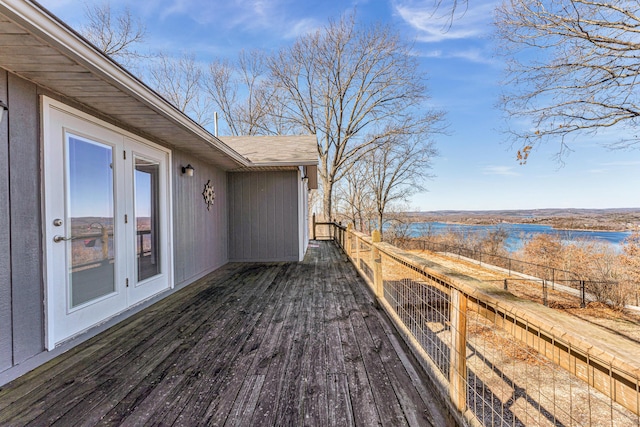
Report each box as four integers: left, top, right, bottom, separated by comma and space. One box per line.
0, 241, 450, 426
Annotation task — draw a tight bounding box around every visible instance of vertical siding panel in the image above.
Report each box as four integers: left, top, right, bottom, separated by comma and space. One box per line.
255, 174, 272, 259
275, 173, 284, 259
227, 173, 236, 259
250, 175, 259, 259
172, 151, 227, 286
279, 172, 288, 259
227, 171, 300, 262
282, 172, 290, 258
286, 172, 298, 258
186, 157, 196, 277
216, 169, 227, 263
259, 174, 268, 257
8, 74, 43, 362
267, 173, 276, 257
243, 174, 252, 259
0, 70, 12, 370
232, 173, 241, 259
172, 155, 185, 284
237, 173, 245, 259
204, 167, 225, 269
253, 174, 259, 258
196, 165, 205, 272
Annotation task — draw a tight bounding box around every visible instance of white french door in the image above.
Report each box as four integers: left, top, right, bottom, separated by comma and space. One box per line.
125, 137, 171, 304
43, 98, 172, 350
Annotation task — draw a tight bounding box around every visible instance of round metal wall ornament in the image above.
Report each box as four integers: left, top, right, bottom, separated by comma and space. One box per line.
202, 180, 215, 210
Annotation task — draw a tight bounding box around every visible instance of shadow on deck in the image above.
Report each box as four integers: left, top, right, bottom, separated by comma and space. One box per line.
0, 241, 451, 426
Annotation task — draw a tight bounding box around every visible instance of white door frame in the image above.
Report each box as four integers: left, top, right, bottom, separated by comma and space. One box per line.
42, 97, 174, 350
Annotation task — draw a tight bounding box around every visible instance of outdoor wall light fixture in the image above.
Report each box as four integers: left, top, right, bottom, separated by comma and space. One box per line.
0, 100, 8, 124
182, 164, 195, 176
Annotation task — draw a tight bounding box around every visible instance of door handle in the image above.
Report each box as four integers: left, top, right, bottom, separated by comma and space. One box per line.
53, 235, 72, 243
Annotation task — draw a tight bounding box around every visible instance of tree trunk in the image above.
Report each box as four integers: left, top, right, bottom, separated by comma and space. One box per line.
322, 179, 333, 221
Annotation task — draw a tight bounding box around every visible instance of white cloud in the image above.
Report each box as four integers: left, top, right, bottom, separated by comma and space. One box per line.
284, 18, 322, 39
600, 160, 640, 167
424, 50, 442, 58
158, 0, 282, 30
448, 48, 496, 64
482, 165, 520, 176
420, 47, 497, 65
394, 0, 498, 43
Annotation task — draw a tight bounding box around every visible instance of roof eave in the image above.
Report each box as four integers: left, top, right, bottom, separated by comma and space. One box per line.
0, 0, 250, 168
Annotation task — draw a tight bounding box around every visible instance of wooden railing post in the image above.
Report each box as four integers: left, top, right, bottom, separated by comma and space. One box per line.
101, 226, 109, 261
331, 219, 335, 240
312, 213, 316, 240
346, 224, 353, 257
372, 230, 383, 299
450, 288, 468, 413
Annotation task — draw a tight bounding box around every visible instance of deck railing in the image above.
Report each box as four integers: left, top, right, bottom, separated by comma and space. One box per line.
317, 222, 640, 427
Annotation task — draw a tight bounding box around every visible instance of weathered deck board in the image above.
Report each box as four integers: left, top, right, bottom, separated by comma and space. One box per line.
0, 242, 451, 426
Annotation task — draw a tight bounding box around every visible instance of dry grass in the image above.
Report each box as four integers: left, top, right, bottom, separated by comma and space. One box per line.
408, 249, 640, 344
467, 321, 543, 365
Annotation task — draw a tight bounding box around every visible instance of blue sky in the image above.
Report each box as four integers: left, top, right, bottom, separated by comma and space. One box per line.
40, 0, 640, 211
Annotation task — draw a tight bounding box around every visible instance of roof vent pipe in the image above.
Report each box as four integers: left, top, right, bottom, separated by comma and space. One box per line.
214, 111, 218, 137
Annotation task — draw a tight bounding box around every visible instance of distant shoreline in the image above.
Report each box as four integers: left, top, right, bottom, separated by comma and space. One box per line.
402, 215, 640, 233
407, 220, 637, 234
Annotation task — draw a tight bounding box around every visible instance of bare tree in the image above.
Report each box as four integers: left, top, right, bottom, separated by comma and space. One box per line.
432, 0, 471, 27
335, 160, 376, 232
205, 58, 242, 136
149, 52, 213, 127
267, 13, 441, 220
80, 1, 146, 67
621, 231, 640, 305
204, 50, 288, 136
365, 122, 440, 235
496, 1, 640, 160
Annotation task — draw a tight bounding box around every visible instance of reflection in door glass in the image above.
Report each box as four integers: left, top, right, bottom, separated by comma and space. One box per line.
135, 157, 161, 282
67, 135, 115, 307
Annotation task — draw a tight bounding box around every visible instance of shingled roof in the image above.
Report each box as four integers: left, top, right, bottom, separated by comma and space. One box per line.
221, 135, 318, 168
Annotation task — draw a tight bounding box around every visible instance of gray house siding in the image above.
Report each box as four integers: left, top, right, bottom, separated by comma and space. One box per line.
228, 171, 299, 262
0, 70, 12, 372
173, 150, 228, 286
0, 70, 44, 370
0, 70, 233, 382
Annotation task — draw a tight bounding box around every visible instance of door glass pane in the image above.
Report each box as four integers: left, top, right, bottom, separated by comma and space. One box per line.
67, 135, 115, 307
135, 157, 161, 281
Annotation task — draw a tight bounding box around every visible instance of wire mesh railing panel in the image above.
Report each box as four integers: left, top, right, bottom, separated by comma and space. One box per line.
380, 251, 452, 379
465, 305, 640, 427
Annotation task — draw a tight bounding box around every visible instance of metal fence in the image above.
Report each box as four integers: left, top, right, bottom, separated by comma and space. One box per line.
320, 222, 640, 427
400, 238, 633, 308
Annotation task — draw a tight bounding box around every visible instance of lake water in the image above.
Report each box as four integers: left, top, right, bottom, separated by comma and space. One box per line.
408, 222, 633, 252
